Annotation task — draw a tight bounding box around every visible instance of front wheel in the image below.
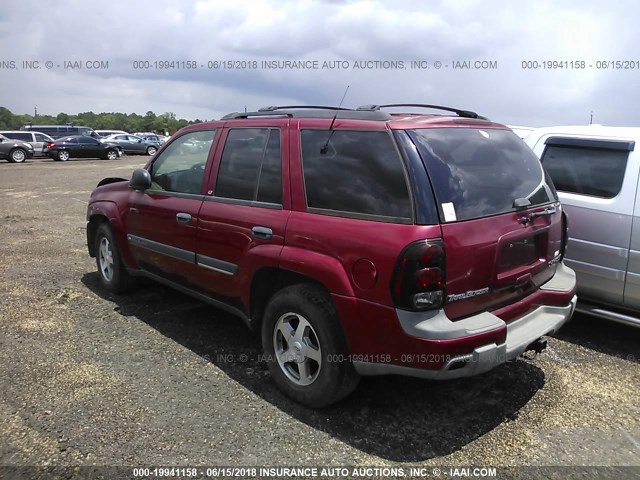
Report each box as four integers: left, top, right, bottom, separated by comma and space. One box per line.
146, 146, 157, 155
9, 148, 27, 163
57, 150, 70, 161
94, 223, 137, 293
261, 284, 359, 408
105, 149, 118, 160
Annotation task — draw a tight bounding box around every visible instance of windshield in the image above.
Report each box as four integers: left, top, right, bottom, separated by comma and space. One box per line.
408, 128, 557, 222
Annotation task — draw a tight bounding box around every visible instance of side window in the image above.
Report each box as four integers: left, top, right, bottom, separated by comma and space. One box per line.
77, 136, 96, 144
12, 132, 33, 141
541, 145, 629, 198
300, 130, 412, 220
149, 130, 215, 195
215, 128, 282, 204
34, 133, 48, 142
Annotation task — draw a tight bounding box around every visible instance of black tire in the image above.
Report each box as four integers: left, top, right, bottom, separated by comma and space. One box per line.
57, 150, 70, 162
9, 148, 27, 163
94, 223, 137, 293
261, 283, 360, 408
146, 146, 157, 156
105, 149, 118, 160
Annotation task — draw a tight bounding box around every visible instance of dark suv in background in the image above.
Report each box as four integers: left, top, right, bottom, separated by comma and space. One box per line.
86, 104, 577, 407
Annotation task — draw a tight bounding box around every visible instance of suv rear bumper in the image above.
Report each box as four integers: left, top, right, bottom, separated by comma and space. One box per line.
347, 262, 577, 379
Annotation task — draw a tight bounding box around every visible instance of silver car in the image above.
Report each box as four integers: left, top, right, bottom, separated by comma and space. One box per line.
0, 130, 55, 156
101, 134, 159, 156
0, 134, 35, 163
525, 125, 640, 327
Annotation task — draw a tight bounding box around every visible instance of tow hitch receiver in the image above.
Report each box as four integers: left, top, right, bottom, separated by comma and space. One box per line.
526, 337, 548, 354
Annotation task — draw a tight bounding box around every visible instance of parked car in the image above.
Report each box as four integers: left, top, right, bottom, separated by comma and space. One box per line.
102, 134, 159, 155
0, 130, 55, 156
95, 130, 128, 138
86, 104, 577, 407
524, 125, 640, 327
46, 135, 122, 161
0, 134, 35, 163
21, 124, 97, 139
139, 134, 168, 144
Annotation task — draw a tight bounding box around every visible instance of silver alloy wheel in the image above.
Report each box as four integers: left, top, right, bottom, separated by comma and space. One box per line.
273, 312, 322, 386
98, 236, 114, 282
147, 146, 157, 155
58, 150, 70, 161
106, 150, 117, 160
11, 149, 26, 162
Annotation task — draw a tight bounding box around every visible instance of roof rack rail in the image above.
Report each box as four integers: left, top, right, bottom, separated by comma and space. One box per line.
357, 103, 488, 120
258, 105, 353, 112
222, 107, 392, 121
221, 111, 295, 120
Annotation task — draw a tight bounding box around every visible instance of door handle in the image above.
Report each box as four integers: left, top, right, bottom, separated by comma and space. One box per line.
252, 226, 273, 240
176, 212, 192, 224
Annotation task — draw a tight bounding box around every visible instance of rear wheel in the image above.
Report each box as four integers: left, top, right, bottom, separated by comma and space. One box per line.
105, 149, 118, 160
146, 146, 157, 155
261, 284, 360, 408
57, 150, 70, 162
9, 148, 27, 163
94, 223, 137, 293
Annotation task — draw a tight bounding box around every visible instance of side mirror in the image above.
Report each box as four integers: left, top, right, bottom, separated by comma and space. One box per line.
129, 168, 152, 191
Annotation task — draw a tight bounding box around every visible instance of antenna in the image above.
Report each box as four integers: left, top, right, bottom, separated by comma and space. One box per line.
320, 85, 350, 154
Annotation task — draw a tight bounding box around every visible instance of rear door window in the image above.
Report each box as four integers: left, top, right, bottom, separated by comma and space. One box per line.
215, 128, 282, 205
408, 128, 556, 222
300, 130, 412, 221
540, 144, 629, 198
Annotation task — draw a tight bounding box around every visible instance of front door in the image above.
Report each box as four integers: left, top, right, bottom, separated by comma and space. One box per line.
125, 129, 218, 286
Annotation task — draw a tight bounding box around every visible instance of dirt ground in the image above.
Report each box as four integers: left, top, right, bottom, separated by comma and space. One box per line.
0, 156, 639, 478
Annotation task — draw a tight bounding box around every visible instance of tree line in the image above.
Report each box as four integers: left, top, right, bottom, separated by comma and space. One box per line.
0, 107, 201, 134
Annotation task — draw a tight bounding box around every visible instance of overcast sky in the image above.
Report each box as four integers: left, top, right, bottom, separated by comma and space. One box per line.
0, 0, 638, 126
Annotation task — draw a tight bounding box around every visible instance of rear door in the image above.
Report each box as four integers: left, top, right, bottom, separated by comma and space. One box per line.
125, 129, 218, 285
195, 121, 290, 305
408, 127, 562, 320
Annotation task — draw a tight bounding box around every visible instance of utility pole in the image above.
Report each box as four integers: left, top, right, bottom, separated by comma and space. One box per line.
590, 111, 593, 125
34, 105, 38, 118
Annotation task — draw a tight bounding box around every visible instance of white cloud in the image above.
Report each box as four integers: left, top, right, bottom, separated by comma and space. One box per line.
0, 0, 638, 126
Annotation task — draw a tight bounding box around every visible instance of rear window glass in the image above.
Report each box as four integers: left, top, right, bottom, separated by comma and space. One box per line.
541, 145, 628, 198
408, 128, 555, 222
300, 130, 411, 221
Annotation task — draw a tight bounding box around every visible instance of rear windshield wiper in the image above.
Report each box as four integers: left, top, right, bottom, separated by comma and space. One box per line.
520, 206, 557, 224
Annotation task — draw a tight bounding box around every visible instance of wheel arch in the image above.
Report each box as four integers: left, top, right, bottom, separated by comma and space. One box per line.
248, 267, 331, 333
86, 201, 138, 269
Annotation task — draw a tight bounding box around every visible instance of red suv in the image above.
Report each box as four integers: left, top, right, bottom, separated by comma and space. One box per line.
86, 104, 577, 407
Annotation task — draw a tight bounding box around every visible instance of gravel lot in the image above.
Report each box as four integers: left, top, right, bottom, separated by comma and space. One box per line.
0, 156, 639, 477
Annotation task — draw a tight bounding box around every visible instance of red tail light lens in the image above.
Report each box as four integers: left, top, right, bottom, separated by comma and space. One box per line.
46, 142, 55, 148
391, 239, 446, 311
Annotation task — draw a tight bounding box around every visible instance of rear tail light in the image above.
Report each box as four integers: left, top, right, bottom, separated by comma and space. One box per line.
46, 142, 55, 149
560, 210, 568, 260
391, 239, 446, 311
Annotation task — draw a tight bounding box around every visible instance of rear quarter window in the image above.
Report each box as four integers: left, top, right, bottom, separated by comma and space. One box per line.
300, 130, 412, 222
540, 145, 628, 198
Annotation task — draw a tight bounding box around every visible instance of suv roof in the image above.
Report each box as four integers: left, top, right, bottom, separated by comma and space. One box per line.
215, 104, 504, 131
525, 124, 640, 140
222, 103, 487, 120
